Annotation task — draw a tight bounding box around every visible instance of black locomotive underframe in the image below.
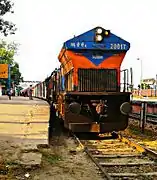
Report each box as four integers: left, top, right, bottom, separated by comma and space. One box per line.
62, 91, 131, 133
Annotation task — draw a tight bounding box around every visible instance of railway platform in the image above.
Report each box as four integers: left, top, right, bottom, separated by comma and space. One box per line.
132, 97, 157, 102
0, 95, 51, 178
0, 95, 49, 145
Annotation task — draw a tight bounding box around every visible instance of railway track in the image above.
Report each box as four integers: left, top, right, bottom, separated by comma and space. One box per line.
73, 133, 157, 180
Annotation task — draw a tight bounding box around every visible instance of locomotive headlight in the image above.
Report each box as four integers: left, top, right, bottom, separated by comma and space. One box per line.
95, 35, 103, 42
120, 102, 132, 115
96, 28, 103, 34
69, 102, 81, 114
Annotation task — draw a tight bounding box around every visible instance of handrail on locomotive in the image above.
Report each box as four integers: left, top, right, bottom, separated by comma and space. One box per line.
120, 68, 133, 93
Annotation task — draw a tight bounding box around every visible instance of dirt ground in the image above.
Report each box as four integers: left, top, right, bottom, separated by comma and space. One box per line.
0, 121, 156, 180
0, 135, 103, 180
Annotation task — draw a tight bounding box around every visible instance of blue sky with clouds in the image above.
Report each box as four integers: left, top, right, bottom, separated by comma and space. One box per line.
2, 0, 157, 86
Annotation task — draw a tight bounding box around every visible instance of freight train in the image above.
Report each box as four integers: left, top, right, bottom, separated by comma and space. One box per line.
31, 27, 133, 134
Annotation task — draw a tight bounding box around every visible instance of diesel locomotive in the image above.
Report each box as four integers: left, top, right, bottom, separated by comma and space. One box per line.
39, 26, 132, 133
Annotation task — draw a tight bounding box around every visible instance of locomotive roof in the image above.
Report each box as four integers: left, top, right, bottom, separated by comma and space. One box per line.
63, 26, 130, 51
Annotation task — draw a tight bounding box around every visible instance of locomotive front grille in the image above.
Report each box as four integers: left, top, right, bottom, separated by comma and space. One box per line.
78, 68, 118, 92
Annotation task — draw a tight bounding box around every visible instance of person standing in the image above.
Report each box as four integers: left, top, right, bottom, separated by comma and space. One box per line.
7, 88, 12, 100
28, 85, 33, 100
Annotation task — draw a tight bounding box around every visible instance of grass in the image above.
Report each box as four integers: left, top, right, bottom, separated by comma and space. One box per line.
128, 123, 157, 141
5, 161, 19, 166
39, 148, 62, 164
0, 160, 19, 180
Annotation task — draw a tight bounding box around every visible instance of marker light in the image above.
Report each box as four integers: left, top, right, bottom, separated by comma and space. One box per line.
96, 35, 103, 42
96, 28, 103, 34
104, 30, 109, 36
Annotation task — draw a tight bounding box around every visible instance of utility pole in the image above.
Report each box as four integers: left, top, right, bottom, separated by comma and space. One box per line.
137, 58, 143, 97
137, 58, 143, 85
155, 74, 157, 96
8, 64, 11, 91
7, 64, 12, 99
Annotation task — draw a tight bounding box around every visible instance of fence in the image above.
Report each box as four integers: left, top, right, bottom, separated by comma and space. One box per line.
130, 101, 157, 133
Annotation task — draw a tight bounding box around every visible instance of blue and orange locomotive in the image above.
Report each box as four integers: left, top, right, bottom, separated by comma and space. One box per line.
42, 26, 132, 133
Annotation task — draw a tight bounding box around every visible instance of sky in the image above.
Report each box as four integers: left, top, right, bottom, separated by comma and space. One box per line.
2, 0, 157, 86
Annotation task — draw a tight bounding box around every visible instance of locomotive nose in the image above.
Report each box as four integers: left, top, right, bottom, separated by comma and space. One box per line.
120, 102, 132, 115
69, 102, 81, 114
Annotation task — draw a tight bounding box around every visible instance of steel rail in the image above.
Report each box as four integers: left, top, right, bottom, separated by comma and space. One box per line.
72, 133, 112, 180
73, 133, 157, 180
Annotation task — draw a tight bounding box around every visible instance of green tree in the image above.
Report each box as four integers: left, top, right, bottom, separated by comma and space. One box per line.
141, 83, 144, 89
11, 61, 23, 85
0, 0, 16, 36
0, 40, 23, 88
